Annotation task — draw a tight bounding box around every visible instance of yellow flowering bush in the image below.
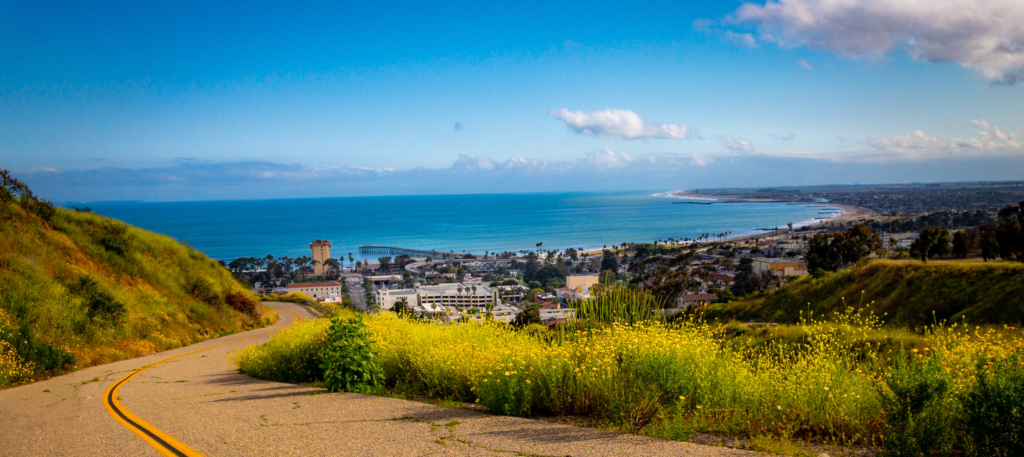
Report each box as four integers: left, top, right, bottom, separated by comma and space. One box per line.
236, 302, 1024, 450
0, 308, 34, 386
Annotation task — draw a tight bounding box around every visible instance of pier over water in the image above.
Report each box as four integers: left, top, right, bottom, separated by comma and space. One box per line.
359, 245, 467, 259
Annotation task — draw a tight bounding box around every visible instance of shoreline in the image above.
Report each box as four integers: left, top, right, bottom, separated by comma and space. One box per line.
572, 191, 874, 253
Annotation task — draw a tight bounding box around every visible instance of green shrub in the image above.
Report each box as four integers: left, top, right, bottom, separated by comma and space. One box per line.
320, 316, 384, 394
73, 276, 125, 324
3, 299, 75, 375
878, 352, 955, 456
964, 351, 1024, 457
476, 361, 533, 417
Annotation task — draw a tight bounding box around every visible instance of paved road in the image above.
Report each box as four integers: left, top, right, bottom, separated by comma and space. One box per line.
0, 302, 759, 456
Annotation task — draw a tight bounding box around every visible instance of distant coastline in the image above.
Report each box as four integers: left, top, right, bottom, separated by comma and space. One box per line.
85, 191, 848, 262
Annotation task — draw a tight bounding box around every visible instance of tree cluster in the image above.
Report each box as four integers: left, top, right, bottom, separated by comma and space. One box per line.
805, 224, 882, 273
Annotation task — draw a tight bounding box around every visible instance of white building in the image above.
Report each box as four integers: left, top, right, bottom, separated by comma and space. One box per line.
287, 281, 342, 300
376, 283, 501, 311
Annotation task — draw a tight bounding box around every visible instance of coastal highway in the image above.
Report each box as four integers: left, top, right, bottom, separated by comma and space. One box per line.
0, 302, 759, 457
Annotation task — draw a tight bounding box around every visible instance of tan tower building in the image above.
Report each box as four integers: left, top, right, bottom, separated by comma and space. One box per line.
309, 239, 332, 276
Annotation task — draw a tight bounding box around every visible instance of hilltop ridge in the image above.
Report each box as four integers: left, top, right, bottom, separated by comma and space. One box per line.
0, 170, 273, 387
705, 259, 1024, 326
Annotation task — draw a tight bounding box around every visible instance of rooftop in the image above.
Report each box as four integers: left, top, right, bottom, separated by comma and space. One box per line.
288, 281, 341, 288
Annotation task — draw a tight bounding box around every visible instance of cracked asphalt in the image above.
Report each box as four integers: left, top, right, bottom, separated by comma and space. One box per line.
0, 302, 760, 456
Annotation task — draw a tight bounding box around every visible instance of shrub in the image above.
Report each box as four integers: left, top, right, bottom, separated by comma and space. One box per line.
963, 351, 1024, 457
321, 316, 384, 394
877, 352, 955, 456
74, 276, 126, 324
225, 292, 258, 317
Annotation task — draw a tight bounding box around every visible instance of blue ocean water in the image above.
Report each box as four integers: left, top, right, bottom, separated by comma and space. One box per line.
83, 192, 836, 262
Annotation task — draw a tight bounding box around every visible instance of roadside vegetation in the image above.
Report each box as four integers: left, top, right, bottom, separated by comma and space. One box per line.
0, 170, 275, 388
236, 286, 1024, 456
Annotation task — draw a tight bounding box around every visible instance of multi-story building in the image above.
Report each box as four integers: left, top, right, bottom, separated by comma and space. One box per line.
376, 283, 500, 311
309, 239, 332, 276
287, 281, 342, 300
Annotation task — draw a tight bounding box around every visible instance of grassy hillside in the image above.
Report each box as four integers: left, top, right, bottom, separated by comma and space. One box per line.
706, 260, 1024, 326
0, 172, 274, 387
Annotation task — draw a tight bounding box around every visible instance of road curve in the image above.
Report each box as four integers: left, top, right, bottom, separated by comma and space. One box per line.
0, 302, 761, 457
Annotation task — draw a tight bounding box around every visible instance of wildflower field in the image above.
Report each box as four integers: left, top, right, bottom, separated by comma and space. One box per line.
236, 291, 1024, 456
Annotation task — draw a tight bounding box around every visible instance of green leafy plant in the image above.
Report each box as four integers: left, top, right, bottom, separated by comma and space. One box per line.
320, 315, 384, 394
877, 352, 954, 457
963, 351, 1024, 457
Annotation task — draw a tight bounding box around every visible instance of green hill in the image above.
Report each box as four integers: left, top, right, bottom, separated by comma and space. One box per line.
705, 260, 1024, 326
0, 171, 273, 387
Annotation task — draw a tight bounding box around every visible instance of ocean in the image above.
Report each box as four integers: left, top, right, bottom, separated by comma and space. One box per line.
83, 191, 837, 262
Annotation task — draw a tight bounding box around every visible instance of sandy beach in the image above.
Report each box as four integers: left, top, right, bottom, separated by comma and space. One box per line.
577, 192, 874, 254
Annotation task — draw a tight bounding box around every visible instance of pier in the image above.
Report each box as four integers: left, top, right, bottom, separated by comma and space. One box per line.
359, 245, 466, 259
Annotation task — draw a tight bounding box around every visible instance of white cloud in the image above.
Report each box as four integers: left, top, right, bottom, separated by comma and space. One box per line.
860, 119, 1020, 155
729, 0, 1024, 83
862, 130, 944, 150
722, 135, 753, 151
797, 59, 812, 70
772, 133, 796, 141
549, 108, 692, 140
583, 149, 637, 168
951, 118, 1021, 150
724, 31, 758, 48
452, 154, 497, 171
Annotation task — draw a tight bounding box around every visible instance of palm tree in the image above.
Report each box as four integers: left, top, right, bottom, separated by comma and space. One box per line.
348, 253, 354, 269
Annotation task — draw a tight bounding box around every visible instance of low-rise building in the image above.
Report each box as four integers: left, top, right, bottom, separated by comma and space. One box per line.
566, 274, 600, 289
751, 258, 808, 277
287, 281, 342, 300
676, 293, 719, 309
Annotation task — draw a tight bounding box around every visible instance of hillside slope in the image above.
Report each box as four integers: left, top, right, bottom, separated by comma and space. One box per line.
0, 172, 273, 387
705, 260, 1024, 326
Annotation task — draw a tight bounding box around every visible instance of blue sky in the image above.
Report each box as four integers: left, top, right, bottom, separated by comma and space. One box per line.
3, 1, 1023, 201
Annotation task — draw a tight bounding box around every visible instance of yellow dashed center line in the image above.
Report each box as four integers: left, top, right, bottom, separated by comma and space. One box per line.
103, 307, 304, 457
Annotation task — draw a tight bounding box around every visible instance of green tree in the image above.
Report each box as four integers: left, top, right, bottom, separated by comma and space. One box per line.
378, 256, 392, 272
510, 305, 541, 329
952, 229, 971, 259
805, 233, 842, 273
911, 226, 951, 262
600, 250, 619, 273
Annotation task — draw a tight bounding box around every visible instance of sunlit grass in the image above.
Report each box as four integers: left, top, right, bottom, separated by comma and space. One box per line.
0, 203, 271, 387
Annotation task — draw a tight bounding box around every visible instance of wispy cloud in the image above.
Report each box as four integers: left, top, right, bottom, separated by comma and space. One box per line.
722, 135, 753, 151
549, 108, 693, 140
723, 31, 758, 48
863, 119, 1021, 153
726, 0, 1024, 83
862, 130, 945, 150
797, 59, 812, 70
